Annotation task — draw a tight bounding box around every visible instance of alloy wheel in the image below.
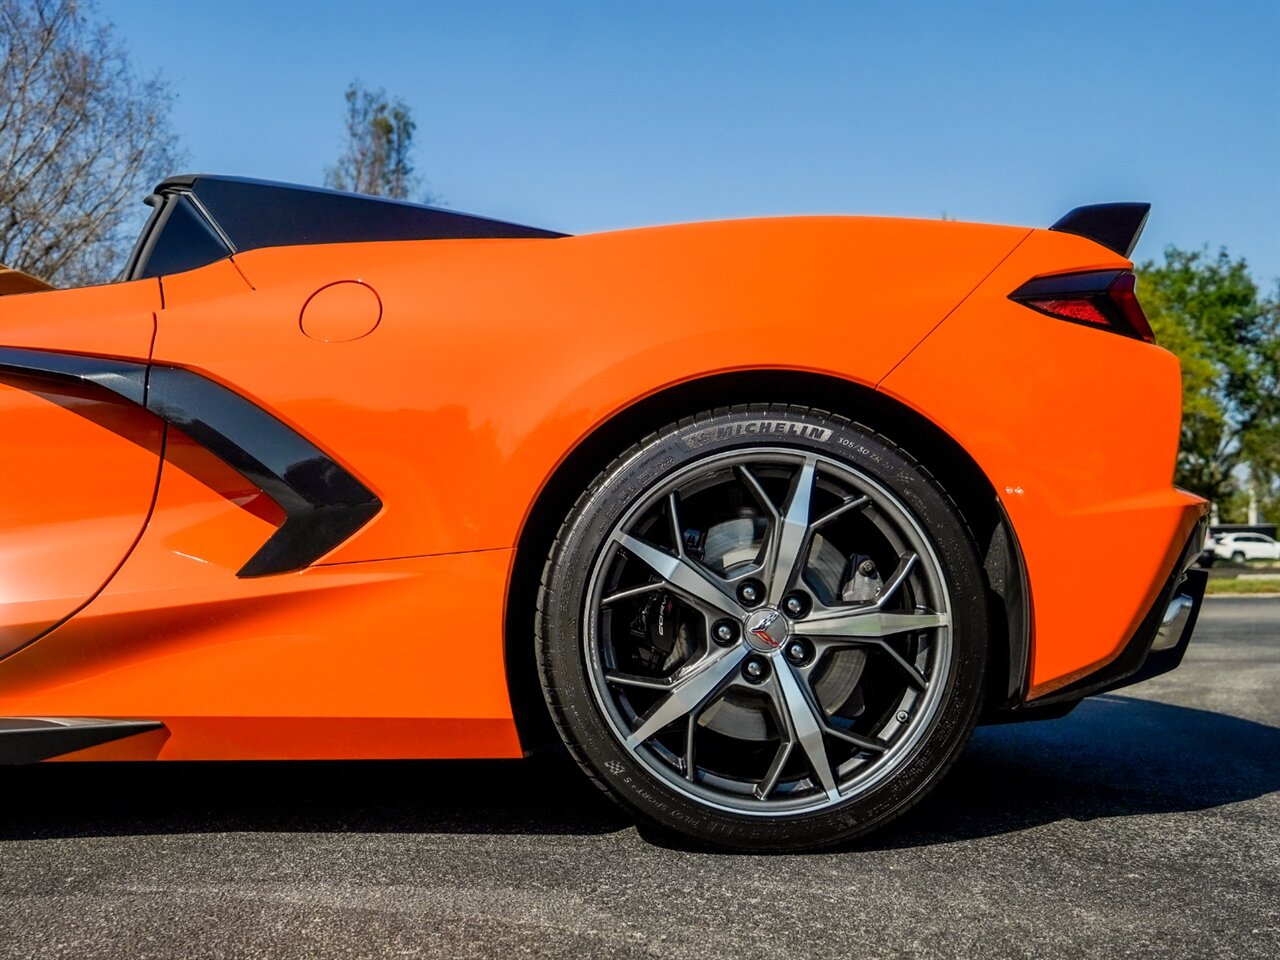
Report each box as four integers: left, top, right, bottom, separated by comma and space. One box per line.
583, 448, 954, 816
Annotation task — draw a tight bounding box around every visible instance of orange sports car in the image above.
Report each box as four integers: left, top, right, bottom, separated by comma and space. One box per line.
0, 176, 1208, 850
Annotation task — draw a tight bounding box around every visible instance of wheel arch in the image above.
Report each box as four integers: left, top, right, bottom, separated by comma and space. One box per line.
503, 369, 1031, 753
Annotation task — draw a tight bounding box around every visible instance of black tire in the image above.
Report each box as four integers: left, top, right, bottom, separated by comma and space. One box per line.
536, 404, 988, 851
1232, 551, 1246, 564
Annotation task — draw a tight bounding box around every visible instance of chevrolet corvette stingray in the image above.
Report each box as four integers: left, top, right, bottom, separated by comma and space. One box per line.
0, 176, 1208, 850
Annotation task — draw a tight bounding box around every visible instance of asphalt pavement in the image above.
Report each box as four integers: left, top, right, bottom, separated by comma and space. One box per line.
1, 597, 1277, 959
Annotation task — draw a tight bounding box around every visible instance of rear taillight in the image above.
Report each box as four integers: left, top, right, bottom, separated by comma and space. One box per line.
1009, 269, 1155, 343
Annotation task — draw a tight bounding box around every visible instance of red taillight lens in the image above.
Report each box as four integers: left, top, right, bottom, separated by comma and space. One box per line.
1023, 297, 1112, 327
1009, 270, 1155, 343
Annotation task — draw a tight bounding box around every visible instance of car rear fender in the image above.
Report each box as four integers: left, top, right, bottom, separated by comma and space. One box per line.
880, 228, 1205, 694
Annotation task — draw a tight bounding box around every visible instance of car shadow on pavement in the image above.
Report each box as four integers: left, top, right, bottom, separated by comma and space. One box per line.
0, 752, 631, 840
1, 695, 1276, 846
865, 694, 1280, 851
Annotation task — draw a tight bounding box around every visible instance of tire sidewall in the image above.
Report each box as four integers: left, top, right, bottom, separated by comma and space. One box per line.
540, 406, 987, 850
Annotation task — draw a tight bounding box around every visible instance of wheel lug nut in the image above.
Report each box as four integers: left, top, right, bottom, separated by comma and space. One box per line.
742, 656, 771, 683
738, 579, 765, 607
712, 619, 739, 646
782, 592, 810, 619
784, 638, 812, 666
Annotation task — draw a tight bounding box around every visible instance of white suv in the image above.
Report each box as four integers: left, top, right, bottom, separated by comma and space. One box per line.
1212, 532, 1280, 562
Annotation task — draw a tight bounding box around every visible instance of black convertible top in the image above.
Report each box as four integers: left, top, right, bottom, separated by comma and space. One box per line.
126, 174, 566, 280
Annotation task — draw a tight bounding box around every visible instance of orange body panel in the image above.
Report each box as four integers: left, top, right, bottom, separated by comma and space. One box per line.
881, 229, 1207, 694
0, 433, 520, 758
0, 279, 163, 656
0, 277, 159, 356
0, 211, 1204, 758
0, 385, 163, 655
155, 217, 1027, 563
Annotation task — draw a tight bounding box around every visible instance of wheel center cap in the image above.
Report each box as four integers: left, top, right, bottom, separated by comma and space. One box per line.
744, 607, 789, 653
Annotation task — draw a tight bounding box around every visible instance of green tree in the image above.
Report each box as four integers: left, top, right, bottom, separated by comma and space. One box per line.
325, 82, 427, 202
1138, 247, 1280, 523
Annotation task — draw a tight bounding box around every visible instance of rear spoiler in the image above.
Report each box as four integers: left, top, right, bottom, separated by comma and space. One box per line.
1049, 202, 1151, 258
0, 264, 54, 297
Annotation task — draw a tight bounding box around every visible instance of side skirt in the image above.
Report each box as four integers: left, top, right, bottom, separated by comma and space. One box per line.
0, 718, 164, 764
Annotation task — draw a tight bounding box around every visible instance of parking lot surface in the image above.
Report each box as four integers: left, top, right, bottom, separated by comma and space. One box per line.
1, 597, 1277, 959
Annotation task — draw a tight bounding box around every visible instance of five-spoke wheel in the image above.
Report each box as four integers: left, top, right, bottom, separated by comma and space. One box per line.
538, 406, 987, 850
586, 448, 952, 813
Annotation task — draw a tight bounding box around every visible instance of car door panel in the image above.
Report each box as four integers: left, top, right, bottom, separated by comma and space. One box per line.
0, 280, 163, 656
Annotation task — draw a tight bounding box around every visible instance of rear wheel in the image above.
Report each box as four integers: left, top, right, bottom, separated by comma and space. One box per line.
537, 405, 988, 850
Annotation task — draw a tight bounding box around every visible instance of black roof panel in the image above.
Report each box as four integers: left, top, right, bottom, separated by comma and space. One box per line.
160, 173, 567, 252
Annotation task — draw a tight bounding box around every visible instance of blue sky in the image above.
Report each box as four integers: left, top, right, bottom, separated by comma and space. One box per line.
102, 0, 1279, 282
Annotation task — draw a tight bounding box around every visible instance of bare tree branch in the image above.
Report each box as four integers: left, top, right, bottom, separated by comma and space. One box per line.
0, 0, 182, 285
